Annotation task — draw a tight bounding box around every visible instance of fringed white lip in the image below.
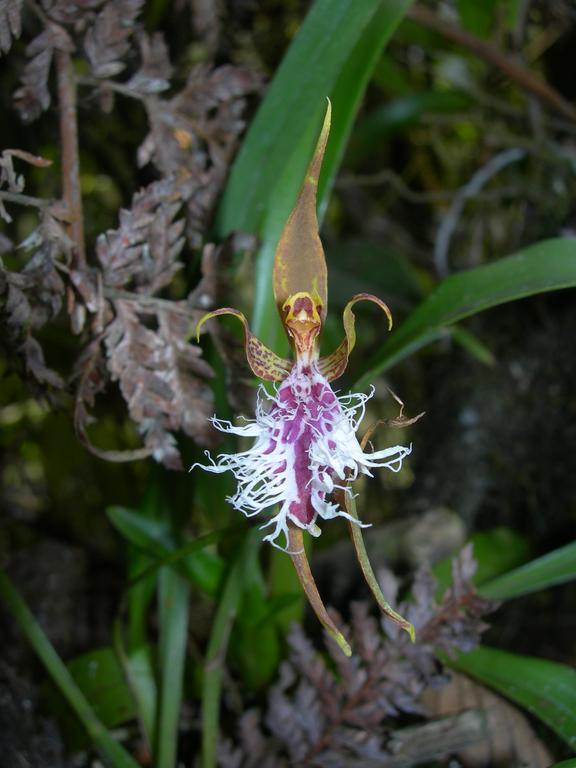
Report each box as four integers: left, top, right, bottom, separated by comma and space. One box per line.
192, 364, 411, 551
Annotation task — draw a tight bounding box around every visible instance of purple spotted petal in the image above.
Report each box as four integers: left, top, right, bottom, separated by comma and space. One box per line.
193, 363, 411, 550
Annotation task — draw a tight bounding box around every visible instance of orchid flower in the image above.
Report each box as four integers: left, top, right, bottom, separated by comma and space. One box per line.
195, 101, 416, 654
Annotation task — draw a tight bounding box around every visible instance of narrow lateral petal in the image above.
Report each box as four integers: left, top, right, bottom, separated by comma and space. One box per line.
319, 293, 393, 381
196, 308, 291, 381
273, 100, 331, 324
288, 524, 352, 657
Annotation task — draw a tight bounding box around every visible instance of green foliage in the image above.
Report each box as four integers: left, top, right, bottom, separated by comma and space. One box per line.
456, 0, 498, 37
0, 572, 141, 768
157, 569, 190, 768
355, 238, 576, 388
480, 540, 576, 600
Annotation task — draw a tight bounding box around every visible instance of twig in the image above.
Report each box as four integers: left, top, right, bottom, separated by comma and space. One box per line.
0, 191, 52, 208
408, 3, 576, 123
434, 147, 526, 277
55, 47, 85, 268
103, 288, 203, 317
77, 76, 145, 102
337, 169, 455, 202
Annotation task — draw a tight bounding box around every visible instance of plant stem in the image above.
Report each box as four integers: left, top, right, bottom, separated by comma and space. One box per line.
0, 190, 52, 208
55, 47, 85, 268
408, 3, 576, 122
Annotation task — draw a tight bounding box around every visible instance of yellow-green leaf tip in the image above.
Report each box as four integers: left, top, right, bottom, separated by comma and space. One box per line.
330, 629, 352, 657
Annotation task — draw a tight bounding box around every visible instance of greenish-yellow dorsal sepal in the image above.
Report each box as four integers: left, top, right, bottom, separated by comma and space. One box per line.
273, 99, 331, 326
196, 308, 292, 382
318, 293, 393, 382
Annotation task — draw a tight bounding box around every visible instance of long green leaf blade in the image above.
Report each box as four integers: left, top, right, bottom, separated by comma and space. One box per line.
0, 571, 141, 768
479, 540, 576, 600
450, 646, 576, 750
156, 568, 190, 768
202, 529, 260, 768
217, 0, 414, 347
218, 0, 409, 235
355, 238, 576, 387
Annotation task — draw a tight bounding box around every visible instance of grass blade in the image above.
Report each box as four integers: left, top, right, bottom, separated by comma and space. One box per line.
0, 571, 141, 768
479, 540, 576, 600
449, 645, 576, 750
202, 528, 260, 768
355, 238, 576, 387
156, 568, 190, 768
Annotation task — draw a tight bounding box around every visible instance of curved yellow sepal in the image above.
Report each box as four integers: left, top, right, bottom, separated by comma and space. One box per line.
318, 293, 393, 382
196, 307, 292, 382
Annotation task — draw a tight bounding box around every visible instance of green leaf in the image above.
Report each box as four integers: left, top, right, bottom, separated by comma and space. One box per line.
202, 529, 261, 768
156, 568, 190, 768
355, 238, 576, 387
450, 646, 576, 750
108, 505, 228, 596
232, 540, 281, 688
456, 0, 498, 37
479, 540, 576, 600
217, 0, 414, 348
449, 325, 495, 367
0, 571, 141, 768
551, 761, 576, 768
350, 90, 473, 160
117, 639, 157, 749
66, 647, 136, 728
108, 505, 173, 552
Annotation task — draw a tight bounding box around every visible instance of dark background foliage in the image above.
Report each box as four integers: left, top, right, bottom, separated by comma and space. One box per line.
1, 1, 576, 766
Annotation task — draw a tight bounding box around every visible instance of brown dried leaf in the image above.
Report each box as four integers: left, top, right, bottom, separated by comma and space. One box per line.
41, 0, 103, 27
0, 200, 67, 390
14, 26, 73, 123
84, 0, 143, 78
73, 337, 154, 462
101, 300, 215, 469
22, 335, 64, 388
0, 150, 53, 223
126, 32, 172, 94
222, 549, 496, 766
190, 236, 257, 415
3, 225, 65, 331
96, 177, 184, 291
191, 0, 222, 59
0, 0, 23, 55
138, 64, 263, 245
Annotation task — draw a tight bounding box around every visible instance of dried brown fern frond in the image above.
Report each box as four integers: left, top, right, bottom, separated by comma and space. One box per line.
219, 546, 496, 767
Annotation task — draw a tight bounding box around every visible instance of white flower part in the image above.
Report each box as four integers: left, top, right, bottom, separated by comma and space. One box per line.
192, 362, 411, 551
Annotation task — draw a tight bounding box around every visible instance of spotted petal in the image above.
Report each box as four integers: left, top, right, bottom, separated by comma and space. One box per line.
196, 308, 291, 381
318, 293, 393, 382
